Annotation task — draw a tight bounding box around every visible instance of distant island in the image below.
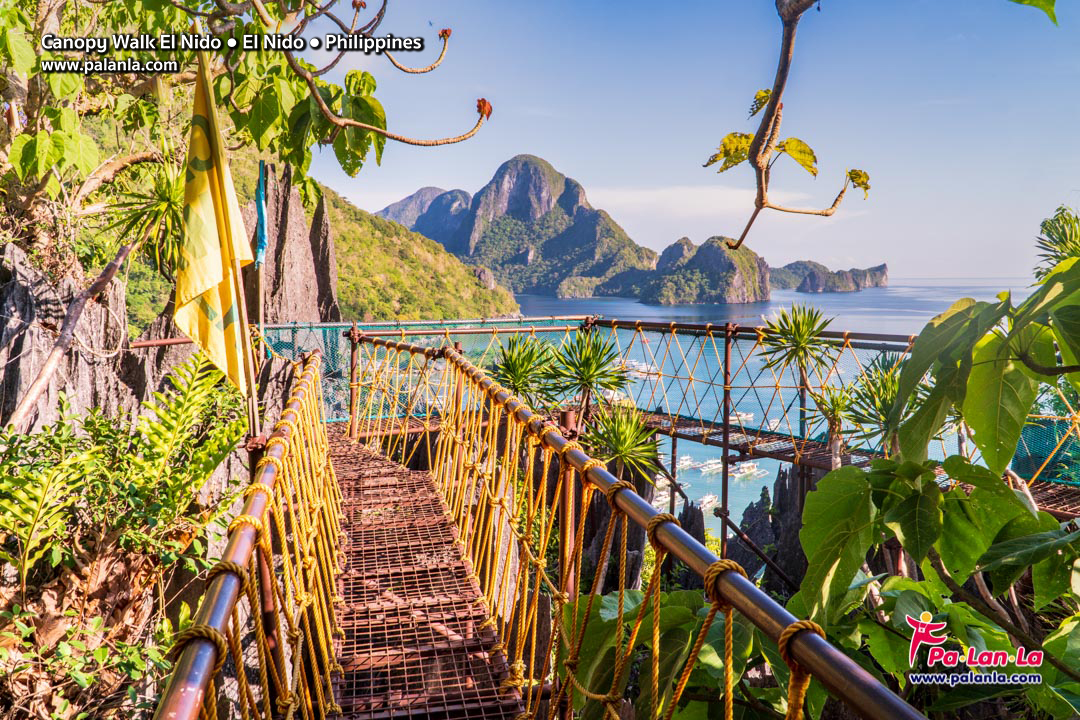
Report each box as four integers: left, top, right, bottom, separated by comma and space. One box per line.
377, 154, 888, 305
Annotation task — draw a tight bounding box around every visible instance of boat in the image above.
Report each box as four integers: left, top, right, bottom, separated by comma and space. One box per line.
732, 410, 754, 424
675, 454, 696, 470
699, 459, 725, 475
651, 490, 671, 510
732, 461, 760, 477
698, 493, 719, 511
766, 418, 782, 431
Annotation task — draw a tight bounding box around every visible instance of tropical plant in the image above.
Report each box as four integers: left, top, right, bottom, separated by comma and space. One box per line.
808, 385, 851, 469
581, 405, 659, 482
107, 156, 185, 280
545, 330, 629, 423
0, 355, 245, 718
491, 335, 555, 410
1034, 205, 1080, 281
848, 352, 912, 450
759, 304, 835, 436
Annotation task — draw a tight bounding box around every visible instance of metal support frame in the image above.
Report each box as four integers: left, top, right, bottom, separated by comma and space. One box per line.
355, 335, 927, 720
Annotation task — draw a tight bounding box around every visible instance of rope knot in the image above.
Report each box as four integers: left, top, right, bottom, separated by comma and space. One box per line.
703, 559, 746, 610
228, 514, 264, 537
560, 441, 583, 457
605, 480, 634, 508
581, 458, 605, 476
777, 619, 825, 673
206, 560, 252, 598
645, 513, 678, 550
168, 624, 228, 674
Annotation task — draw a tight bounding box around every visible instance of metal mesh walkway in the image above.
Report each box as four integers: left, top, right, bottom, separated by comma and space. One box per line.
330, 427, 523, 720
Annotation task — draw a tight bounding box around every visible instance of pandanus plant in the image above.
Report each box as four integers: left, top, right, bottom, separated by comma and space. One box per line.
809, 385, 851, 469
545, 330, 629, 425
491, 335, 556, 411
759, 304, 835, 438
580, 404, 659, 484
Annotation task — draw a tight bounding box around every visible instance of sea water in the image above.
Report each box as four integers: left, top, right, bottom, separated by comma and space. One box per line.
516, 277, 1034, 541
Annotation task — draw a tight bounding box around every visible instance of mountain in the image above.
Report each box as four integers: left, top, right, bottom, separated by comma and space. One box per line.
375, 186, 446, 228
771, 260, 888, 293
226, 157, 518, 324
633, 237, 770, 304
400, 155, 658, 297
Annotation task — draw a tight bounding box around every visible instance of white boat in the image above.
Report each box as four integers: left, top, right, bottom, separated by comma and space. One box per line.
699, 493, 719, 511
732, 410, 754, 424
651, 490, 671, 510
675, 454, 696, 470
699, 460, 725, 475
766, 418, 782, 431
732, 461, 760, 477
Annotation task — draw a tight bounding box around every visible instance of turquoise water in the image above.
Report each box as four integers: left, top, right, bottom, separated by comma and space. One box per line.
516, 277, 1034, 540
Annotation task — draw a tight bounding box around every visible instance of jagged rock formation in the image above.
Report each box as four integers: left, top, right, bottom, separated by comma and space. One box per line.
627, 237, 770, 304
241, 165, 341, 324
375, 186, 446, 228
384, 155, 657, 298
0, 243, 133, 430
413, 189, 472, 247
771, 260, 888, 293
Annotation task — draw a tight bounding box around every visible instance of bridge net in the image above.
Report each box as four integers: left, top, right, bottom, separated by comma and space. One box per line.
348, 338, 836, 720
159, 356, 345, 720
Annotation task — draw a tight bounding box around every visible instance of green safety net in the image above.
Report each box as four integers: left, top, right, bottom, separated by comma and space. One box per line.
259, 317, 586, 422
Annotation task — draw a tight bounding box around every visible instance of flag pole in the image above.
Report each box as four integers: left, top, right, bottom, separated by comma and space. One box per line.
198, 51, 261, 437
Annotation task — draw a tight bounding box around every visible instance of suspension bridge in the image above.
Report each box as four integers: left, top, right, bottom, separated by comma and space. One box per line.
152, 316, 1080, 720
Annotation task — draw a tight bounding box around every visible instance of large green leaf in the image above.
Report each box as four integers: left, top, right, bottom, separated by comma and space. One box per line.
1008, 0, 1057, 24
977, 528, 1080, 574
704, 132, 753, 174
935, 488, 994, 581
3, 30, 35, 76
857, 618, 910, 681
883, 483, 943, 563
1051, 302, 1080, 394
961, 332, 1038, 475
794, 466, 877, 628
778, 137, 818, 177
1033, 553, 1080, 612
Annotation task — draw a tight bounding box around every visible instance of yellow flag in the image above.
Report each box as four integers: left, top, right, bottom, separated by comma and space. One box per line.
174, 52, 255, 396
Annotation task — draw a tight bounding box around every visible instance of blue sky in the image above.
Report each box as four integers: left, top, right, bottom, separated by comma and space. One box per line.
306, 0, 1079, 278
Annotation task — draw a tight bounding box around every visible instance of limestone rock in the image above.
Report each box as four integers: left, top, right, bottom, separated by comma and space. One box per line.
673, 502, 707, 590
0, 243, 133, 431
412, 189, 472, 247
473, 266, 498, 291
726, 487, 777, 580
374, 186, 446, 227
309, 195, 342, 321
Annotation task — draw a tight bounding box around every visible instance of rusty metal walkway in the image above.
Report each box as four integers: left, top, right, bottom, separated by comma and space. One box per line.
330, 427, 523, 720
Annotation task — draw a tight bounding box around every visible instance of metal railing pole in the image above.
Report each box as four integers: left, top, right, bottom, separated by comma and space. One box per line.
346, 322, 360, 440
721, 323, 733, 558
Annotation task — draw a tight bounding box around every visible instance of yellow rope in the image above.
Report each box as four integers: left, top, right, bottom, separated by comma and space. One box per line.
778, 619, 825, 720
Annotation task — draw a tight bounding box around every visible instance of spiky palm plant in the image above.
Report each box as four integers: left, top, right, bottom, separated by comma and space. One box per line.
491, 335, 555, 410
545, 330, 629, 423
759, 304, 835, 437
848, 352, 904, 448
108, 157, 185, 280
1034, 205, 1080, 280
809, 385, 851, 469
580, 405, 659, 482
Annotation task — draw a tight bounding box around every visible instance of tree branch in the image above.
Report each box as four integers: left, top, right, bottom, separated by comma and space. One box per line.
1016, 349, 1080, 377
72, 151, 163, 207
927, 548, 1080, 684
383, 31, 450, 74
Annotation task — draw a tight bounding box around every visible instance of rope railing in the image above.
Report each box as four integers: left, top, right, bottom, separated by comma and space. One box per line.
349, 335, 927, 720
154, 352, 345, 720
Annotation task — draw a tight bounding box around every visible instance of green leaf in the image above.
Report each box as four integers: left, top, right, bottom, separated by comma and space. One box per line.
961, 332, 1038, 476
65, 132, 99, 178
3, 30, 35, 76
1033, 554, 1080, 612
45, 71, 83, 100
748, 88, 772, 118
1008, 0, 1057, 24
857, 618, 911, 681
935, 488, 993, 581
704, 132, 753, 173
848, 169, 871, 199
345, 69, 377, 97
883, 483, 943, 562
248, 88, 281, 149
792, 466, 877, 628
977, 527, 1080, 574
778, 137, 818, 177
1051, 304, 1080, 394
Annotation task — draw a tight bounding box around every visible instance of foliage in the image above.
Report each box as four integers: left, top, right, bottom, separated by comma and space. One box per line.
581, 405, 660, 482
0, 356, 244, 718
808, 385, 851, 444
759, 304, 836, 377
1035, 206, 1080, 281
107, 157, 186, 281
545, 330, 629, 421
848, 352, 909, 446
491, 335, 556, 410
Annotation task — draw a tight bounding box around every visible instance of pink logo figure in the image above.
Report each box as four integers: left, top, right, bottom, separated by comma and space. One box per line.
905, 611, 948, 666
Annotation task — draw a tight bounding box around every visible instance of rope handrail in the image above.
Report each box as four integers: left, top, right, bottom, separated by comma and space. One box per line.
154, 350, 345, 720
352, 334, 926, 720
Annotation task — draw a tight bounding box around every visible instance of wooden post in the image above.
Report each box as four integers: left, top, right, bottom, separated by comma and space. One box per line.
346, 323, 361, 439
721, 323, 734, 559
559, 409, 578, 600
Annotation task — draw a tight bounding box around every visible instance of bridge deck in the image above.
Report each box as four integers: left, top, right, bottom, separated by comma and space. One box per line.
641, 412, 1080, 520
330, 428, 522, 719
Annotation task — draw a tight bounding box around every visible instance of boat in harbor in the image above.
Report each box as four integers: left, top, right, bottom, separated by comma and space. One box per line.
699, 459, 725, 475
675, 454, 696, 470
699, 493, 719, 511
732, 410, 754, 424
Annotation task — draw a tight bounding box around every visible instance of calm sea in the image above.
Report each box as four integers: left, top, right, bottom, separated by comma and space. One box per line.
515, 277, 1034, 540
